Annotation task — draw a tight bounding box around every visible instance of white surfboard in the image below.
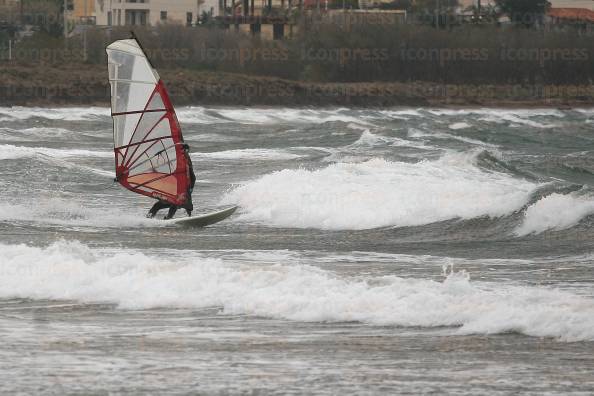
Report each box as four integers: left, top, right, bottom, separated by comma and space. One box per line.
169, 206, 238, 227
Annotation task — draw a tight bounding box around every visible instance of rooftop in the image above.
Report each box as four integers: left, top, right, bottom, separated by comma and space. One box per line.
548, 7, 594, 22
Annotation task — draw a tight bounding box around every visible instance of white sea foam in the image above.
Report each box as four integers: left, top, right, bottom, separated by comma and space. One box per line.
0, 106, 568, 128
429, 108, 565, 118
375, 109, 423, 120
0, 200, 160, 228
497, 114, 557, 128
6, 126, 106, 140
223, 152, 539, 230
515, 193, 594, 236
449, 122, 471, 130
346, 122, 369, 131
0, 127, 77, 141
408, 127, 495, 148
1, 241, 593, 342
571, 108, 594, 115
342, 130, 430, 153
350, 130, 393, 146
194, 148, 304, 161
176, 107, 228, 124
0, 144, 111, 160
178, 107, 374, 126
0, 107, 110, 121
428, 108, 561, 128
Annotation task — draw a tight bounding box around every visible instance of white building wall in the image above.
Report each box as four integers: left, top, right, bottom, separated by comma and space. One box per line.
95, 0, 219, 27
457, 0, 496, 10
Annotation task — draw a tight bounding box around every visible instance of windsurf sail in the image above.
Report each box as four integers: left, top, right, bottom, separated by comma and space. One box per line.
106, 36, 191, 206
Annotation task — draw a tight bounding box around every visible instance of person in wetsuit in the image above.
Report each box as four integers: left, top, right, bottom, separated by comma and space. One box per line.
146, 143, 196, 219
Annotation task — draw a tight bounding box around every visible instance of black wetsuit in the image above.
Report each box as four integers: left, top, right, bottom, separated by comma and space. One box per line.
147, 148, 196, 220
147, 200, 177, 219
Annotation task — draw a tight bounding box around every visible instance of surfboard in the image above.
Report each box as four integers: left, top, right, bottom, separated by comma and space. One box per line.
170, 206, 238, 227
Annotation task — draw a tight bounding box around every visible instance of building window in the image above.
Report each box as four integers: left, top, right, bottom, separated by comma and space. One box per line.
186, 12, 193, 26
124, 10, 148, 26
107, 11, 112, 26
161, 11, 167, 21
117, 9, 121, 25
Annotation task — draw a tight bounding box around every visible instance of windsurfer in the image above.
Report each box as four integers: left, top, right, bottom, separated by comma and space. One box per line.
146, 143, 196, 220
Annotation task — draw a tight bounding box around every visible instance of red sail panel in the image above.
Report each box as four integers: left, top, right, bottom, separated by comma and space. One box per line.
107, 39, 191, 206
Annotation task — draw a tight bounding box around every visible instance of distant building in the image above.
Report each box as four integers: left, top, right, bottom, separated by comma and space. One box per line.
456, 0, 496, 10
94, 0, 218, 27
547, 6, 594, 27
72, 0, 96, 24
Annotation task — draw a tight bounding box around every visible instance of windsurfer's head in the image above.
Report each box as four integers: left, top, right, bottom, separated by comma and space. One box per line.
182, 143, 190, 151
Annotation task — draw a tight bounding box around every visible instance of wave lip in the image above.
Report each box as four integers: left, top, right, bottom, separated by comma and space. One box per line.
1, 241, 594, 342
515, 193, 594, 236
223, 152, 540, 230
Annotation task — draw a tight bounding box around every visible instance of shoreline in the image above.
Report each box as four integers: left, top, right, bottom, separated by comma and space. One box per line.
1, 63, 593, 108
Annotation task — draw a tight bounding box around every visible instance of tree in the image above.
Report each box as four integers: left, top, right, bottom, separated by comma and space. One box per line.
495, 0, 551, 27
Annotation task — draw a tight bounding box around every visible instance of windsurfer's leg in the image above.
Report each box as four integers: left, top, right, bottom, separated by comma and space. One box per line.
184, 195, 193, 217
164, 206, 177, 220
147, 201, 166, 218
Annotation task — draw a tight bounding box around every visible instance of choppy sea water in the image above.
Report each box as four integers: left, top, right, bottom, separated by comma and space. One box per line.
1, 106, 594, 394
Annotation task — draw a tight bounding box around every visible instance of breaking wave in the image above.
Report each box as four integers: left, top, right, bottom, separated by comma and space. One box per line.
224, 152, 540, 230
1, 241, 593, 342
516, 193, 594, 236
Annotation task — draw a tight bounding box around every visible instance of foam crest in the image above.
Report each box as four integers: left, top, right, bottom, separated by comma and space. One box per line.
0, 127, 78, 141
0, 107, 109, 121
449, 122, 471, 130
0, 144, 111, 160
428, 108, 561, 128
346, 130, 429, 151
428, 108, 565, 118
515, 193, 594, 236
194, 148, 304, 161
224, 153, 539, 229
178, 107, 373, 125
376, 109, 423, 119
408, 127, 496, 148
1, 241, 593, 342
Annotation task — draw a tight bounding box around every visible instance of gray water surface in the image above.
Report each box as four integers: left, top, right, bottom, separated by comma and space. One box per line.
1, 106, 594, 394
